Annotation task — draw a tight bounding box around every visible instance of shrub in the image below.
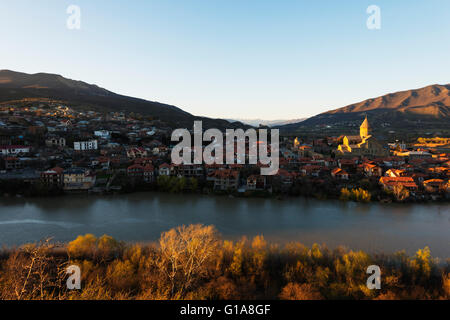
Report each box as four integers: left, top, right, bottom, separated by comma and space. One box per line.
279, 283, 322, 300
68, 234, 98, 258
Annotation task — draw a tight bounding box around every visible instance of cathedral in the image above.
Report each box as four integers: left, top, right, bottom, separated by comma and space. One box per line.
336, 117, 388, 157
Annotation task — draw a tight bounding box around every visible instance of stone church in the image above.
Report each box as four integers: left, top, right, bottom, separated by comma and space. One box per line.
337, 117, 388, 157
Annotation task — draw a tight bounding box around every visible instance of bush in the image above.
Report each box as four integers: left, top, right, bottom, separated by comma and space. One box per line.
68, 234, 98, 258
279, 283, 323, 300
340, 188, 371, 202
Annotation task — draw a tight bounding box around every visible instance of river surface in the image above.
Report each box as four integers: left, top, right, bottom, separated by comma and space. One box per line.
0, 193, 449, 257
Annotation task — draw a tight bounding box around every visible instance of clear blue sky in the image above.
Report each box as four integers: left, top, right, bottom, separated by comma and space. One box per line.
1, 0, 449, 120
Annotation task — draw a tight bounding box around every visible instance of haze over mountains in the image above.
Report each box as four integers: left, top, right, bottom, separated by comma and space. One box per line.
280, 84, 450, 132
227, 118, 307, 127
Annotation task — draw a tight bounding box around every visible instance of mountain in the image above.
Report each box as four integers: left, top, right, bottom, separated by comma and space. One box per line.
0, 70, 243, 129
227, 118, 307, 127
280, 84, 450, 132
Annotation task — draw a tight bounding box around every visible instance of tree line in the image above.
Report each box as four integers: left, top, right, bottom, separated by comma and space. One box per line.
0, 224, 449, 300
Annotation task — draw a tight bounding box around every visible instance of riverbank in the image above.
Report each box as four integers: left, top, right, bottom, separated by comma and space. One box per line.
2, 183, 449, 204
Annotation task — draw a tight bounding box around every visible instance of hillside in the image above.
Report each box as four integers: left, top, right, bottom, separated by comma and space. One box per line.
0, 70, 242, 129
281, 84, 450, 133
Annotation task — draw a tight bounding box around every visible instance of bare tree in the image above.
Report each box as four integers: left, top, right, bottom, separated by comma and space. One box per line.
158, 224, 220, 298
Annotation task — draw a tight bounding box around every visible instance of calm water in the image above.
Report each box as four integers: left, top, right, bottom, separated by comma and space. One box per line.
0, 193, 449, 257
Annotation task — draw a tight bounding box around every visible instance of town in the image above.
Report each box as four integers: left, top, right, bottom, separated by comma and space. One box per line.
0, 102, 449, 202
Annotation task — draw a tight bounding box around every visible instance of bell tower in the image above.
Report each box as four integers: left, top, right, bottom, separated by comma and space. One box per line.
360, 116, 370, 139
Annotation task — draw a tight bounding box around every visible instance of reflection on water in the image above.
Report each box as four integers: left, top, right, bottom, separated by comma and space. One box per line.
0, 193, 449, 257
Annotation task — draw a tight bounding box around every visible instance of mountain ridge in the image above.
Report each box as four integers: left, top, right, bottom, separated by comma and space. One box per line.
0, 70, 244, 129
279, 83, 450, 131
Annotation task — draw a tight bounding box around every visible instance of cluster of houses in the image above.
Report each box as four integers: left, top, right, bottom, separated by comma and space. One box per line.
0, 103, 449, 200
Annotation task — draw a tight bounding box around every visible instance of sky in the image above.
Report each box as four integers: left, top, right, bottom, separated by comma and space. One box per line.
1, 0, 450, 120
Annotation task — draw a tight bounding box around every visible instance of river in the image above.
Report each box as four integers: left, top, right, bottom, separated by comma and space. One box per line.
0, 193, 449, 257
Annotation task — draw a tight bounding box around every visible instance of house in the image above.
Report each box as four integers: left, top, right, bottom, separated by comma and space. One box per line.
275, 169, 294, 186
143, 164, 155, 183
61, 119, 72, 127
134, 157, 153, 166
127, 164, 144, 178
174, 164, 204, 178
41, 167, 64, 188
4, 157, 22, 170
379, 177, 418, 191
94, 130, 111, 139
96, 157, 110, 170
158, 163, 173, 176
331, 167, 349, 180
423, 179, 446, 193
300, 165, 324, 177
204, 163, 224, 175
63, 168, 96, 190
363, 163, 383, 177
338, 158, 358, 173
127, 147, 147, 159
247, 175, 266, 190
74, 140, 98, 151
46, 136, 66, 148
210, 169, 239, 191
385, 169, 407, 178
0, 145, 31, 156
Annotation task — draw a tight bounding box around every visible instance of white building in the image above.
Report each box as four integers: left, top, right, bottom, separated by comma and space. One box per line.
46, 137, 66, 147
74, 140, 98, 151
0, 145, 31, 155
94, 130, 111, 139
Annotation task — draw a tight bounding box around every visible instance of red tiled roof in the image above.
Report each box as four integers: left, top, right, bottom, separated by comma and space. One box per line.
143, 164, 154, 172
211, 169, 238, 179
379, 177, 418, 188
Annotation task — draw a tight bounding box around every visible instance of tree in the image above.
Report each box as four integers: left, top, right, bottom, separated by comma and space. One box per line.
68, 234, 98, 258
98, 235, 121, 260
158, 224, 220, 298
351, 188, 371, 202
339, 188, 351, 201
443, 273, 450, 299
393, 184, 410, 201
279, 283, 322, 300
410, 247, 433, 285
189, 177, 198, 192
0, 239, 61, 300
340, 188, 371, 202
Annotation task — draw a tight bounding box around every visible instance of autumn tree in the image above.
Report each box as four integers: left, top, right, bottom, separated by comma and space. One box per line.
393, 184, 410, 201
0, 239, 62, 300
443, 273, 450, 299
68, 234, 98, 258
158, 224, 221, 298
279, 283, 322, 300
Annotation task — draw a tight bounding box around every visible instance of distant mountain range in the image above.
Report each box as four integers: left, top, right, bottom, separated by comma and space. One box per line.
1, 70, 448, 133
280, 84, 450, 132
0, 70, 244, 129
227, 118, 307, 127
